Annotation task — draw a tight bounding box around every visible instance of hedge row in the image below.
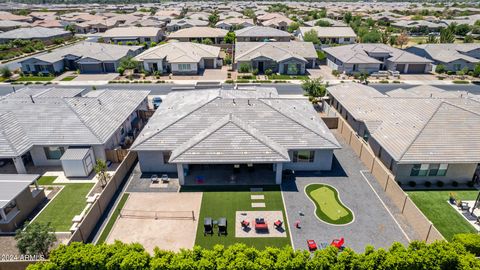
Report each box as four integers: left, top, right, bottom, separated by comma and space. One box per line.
27, 237, 480, 270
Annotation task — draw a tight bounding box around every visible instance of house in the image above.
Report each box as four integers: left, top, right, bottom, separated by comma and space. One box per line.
102, 27, 164, 43
298, 26, 356, 44
0, 20, 30, 32
0, 11, 32, 22
406, 44, 480, 71
0, 174, 45, 232
235, 42, 317, 74
235, 26, 292, 42
134, 42, 222, 75
257, 13, 293, 31
0, 27, 72, 43
168, 27, 228, 44
32, 19, 66, 29
323, 44, 433, 74
304, 18, 348, 27
166, 19, 209, 32
391, 20, 447, 34
0, 87, 150, 176
325, 82, 480, 185
130, 87, 341, 185
20, 42, 142, 74
216, 18, 254, 30
73, 18, 120, 34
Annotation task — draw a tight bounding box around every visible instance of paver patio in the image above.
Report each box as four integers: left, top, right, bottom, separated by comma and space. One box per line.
282, 132, 410, 252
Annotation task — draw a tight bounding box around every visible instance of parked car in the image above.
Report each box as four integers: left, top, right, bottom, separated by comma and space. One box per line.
152, 97, 162, 109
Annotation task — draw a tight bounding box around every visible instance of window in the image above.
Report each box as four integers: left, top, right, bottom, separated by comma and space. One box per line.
438, 164, 448, 176
178, 64, 191, 71
344, 37, 350, 42
163, 151, 171, 164
44, 146, 65, 160
293, 150, 315, 163
428, 164, 439, 176
410, 164, 429, 176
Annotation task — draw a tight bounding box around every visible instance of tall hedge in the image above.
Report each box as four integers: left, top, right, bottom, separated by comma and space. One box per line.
453, 233, 480, 257
28, 239, 480, 270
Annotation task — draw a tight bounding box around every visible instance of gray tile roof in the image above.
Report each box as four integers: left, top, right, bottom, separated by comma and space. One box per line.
235, 42, 316, 63
299, 26, 356, 38
2, 87, 85, 100
235, 26, 291, 38
60, 147, 91, 160
131, 87, 340, 163
168, 27, 227, 38
135, 42, 220, 63
0, 26, 69, 40
0, 89, 149, 158
328, 82, 480, 164
407, 44, 480, 63
0, 174, 40, 208
323, 44, 432, 64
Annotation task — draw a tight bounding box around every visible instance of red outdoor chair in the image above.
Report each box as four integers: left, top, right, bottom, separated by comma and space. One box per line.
331, 238, 345, 249
241, 220, 250, 228
307, 240, 317, 251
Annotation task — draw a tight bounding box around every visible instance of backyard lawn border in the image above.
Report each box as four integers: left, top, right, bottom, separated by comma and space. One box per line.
96, 192, 131, 244
304, 183, 355, 226
280, 185, 295, 249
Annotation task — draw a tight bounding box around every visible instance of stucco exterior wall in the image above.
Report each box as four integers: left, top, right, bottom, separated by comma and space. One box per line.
137, 151, 177, 172
394, 163, 477, 184
283, 149, 334, 171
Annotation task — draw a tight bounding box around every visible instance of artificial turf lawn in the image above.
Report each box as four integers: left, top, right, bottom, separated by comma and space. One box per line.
305, 183, 353, 225
33, 183, 94, 231
37, 176, 58, 185
407, 190, 478, 241
60, 76, 76, 81
16, 76, 54, 81
96, 193, 130, 244
186, 186, 291, 249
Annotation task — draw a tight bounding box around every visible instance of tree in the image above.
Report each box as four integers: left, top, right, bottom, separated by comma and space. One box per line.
223, 31, 235, 44
64, 24, 76, 34
118, 56, 138, 71
343, 12, 352, 23
435, 64, 446, 74
388, 35, 397, 46
314, 20, 331, 27
1, 67, 12, 79
15, 222, 56, 258
94, 159, 110, 187
208, 11, 219, 27
440, 28, 455, 43
474, 64, 480, 77
464, 35, 474, 43
287, 22, 300, 33
302, 29, 320, 44
455, 24, 471, 36
395, 32, 409, 48
301, 78, 327, 103
201, 38, 213, 45
366, 18, 375, 28
361, 31, 382, 43
238, 63, 251, 73
426, 34, 438, 44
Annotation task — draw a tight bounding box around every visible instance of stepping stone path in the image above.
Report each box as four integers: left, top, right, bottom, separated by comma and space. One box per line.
250, 188, 266, 208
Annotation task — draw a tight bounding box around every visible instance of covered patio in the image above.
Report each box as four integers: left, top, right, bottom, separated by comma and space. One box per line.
183, 163, 278, 186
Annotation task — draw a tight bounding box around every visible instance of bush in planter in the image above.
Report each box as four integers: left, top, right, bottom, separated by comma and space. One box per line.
452, 181, 459, 187
408, 181, 416, 188
436, 181, 444, 187
424, 181, 432, 187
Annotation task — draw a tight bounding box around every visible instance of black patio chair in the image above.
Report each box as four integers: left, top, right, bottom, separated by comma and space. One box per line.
218, 217, 227, 236
204, 217, 213, 236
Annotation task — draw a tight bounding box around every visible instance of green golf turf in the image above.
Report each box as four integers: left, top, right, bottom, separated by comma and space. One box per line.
305, 184, 353, 225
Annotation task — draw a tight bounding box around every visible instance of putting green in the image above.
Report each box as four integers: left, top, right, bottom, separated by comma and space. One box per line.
305, 184, 354, 225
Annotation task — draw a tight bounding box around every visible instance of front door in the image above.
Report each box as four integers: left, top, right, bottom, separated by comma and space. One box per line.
152, 63, 158, 71
258, 61, 264, 73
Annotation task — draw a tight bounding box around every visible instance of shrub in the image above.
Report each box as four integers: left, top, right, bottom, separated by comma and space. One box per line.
452, 181, 459, 187
227, 72, 231, 79
453, 234, 480, 256
265, 69, 273, 76
436, 181, 444, 187
393, 80, 401, 83
236, 79, 250, 83
225, 79, 234, 84
379, 80, 389, 84
424, 181, 432, 187
447, 70, 454, 75
435, 64, 446, 74
408, 181, 416, 187
453, 80, 470, 84
332, 70, 340, 77
252, 69, 259, 76
238, 63, 251, 73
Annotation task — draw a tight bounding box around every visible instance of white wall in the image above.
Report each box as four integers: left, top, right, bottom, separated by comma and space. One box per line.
283, 149, 334, 171
30, 146, 62, 166
394, 163, 477, 184
171, 62, 198, 74
138, 151, 177, 172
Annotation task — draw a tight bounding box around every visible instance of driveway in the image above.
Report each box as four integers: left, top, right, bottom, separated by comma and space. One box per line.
72, 73, 118, 81
282, 133, 410, 252
307, 66, 337, 80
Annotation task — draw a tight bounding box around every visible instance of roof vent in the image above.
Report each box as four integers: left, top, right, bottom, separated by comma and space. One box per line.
29, 95, 35, 104
247, 99, 251, 106
233, 99, 236, 105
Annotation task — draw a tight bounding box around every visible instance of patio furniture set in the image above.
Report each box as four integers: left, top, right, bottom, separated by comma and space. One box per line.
204, 217, 228, 236
240, 217, 283, 232
150, 174, 170, 183
307, 237, 345, 252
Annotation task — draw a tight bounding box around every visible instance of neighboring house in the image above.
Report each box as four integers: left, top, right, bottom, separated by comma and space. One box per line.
257, 13, 293, 31
325, 82, 480, 184
323, 44, 433, 74
235, 42, 317, 74
0, 27, 72, 43
0, 11, 32, 22
131, 87, 341, 185
20, 41, 142, 74
166, 19, 209, 32
32, 19, 66, 29
235, 26, 292, 42
168, 27, 228, 44
215, 18, 254, 30
134, 42, 222, 75
102, 27, 164, 43
406, 44, 480, 71
73, 18, 120, 34
365, 11, 403, 22
297, 26, 356, 44
391, 20, 447, 33
0, 174, 45, 233
0, 20, 30, 32
304, 18, 348, 27
0, 87, 150, 176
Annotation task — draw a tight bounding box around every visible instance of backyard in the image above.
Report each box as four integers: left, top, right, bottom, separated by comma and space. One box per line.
32, 176, 94, 232
408, 190, 478, 241
186, 186, 291, 249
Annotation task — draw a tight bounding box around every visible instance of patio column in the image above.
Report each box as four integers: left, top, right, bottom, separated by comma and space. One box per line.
13, 157, 27, 174
403, 64, 409, 74
275, 163, 283, 185
33, 179, 39, 190
0, 208, 7, 220
177, 164, 185, 185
